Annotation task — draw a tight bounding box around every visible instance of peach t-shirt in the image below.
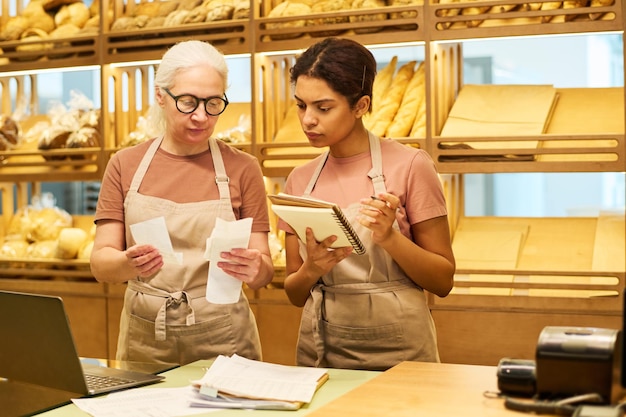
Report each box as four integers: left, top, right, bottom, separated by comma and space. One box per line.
95, 138, 270, 233
281, 138, 447, 239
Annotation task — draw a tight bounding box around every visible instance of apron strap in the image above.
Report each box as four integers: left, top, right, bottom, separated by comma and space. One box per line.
209, 137, 232, 204
366, 131, 386, 196
129, 136, 163, 193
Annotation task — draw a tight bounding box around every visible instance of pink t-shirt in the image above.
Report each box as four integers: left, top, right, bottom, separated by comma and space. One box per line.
95, 138, 270, 233
281, 138, 447, 239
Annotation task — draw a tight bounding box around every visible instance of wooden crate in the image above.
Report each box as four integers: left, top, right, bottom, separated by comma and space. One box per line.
100, 0, 251, 64
427, 0, 624, 41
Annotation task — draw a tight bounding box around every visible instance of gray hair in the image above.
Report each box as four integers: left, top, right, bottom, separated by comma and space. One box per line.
148, 40, 228, 133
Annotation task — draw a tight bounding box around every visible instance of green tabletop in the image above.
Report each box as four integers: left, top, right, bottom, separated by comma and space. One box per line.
36, 360, 380, 416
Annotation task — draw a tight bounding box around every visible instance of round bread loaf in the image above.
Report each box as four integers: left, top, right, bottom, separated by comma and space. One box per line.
267, 1, 311, 40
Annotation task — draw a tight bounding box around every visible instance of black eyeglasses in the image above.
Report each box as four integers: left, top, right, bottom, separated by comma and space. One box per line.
163, 88, 229, 116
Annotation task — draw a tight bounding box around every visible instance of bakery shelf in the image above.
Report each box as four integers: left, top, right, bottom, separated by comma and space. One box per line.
254, 3, 425, 53
427, 0, 623, 41
0, 33, 99, 73
102, 21, 251, 65
430, 133, 626, 173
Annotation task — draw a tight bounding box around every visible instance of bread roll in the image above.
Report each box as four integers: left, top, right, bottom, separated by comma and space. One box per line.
23, 2, 56, 33
461, 0, 490, 28
0, 115, 20, 147
26, 206, 73, 243
350, 0, 387, 33
563, 0, 588, 21
55, 2, 90, 28
27, 240, 58, 259
1, 16, 30, 41
0, 239, 30, 259
233, 0, 250, 19
307, 0, 350, 37
205, 0, 235, 21
589, 0, 613, 19
184, 5, 208, 23
369, 61, 417, 137
38, 126, 71, 160
67, 126, 100, 159
56, 227, 88, 259
540, 1, 563, 22
436, 0, 460, 29
267, 1, 311, 40
386, 62, 425, 138
388, 0, 420, 29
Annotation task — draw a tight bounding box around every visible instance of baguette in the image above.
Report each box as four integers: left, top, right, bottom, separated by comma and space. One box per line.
386, 62, 425, 138
371, 56, 398, 116
369, 61, 417, 137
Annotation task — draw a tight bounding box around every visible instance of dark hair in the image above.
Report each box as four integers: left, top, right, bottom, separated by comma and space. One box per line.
290, 38, 377, 111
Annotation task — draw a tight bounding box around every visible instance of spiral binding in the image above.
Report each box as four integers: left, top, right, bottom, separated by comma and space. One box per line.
331, 207, 366, 255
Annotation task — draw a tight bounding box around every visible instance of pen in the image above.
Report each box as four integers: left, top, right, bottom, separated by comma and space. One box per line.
370, 195, 392, 208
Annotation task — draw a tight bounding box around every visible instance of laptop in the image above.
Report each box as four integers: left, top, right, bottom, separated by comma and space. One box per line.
0, 290, 166, 416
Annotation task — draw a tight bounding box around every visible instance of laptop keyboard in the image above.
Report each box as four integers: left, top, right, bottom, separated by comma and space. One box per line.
85, 373, 135, 391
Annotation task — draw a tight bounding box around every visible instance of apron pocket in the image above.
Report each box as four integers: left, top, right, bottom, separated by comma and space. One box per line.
322, 320, 405, 370
125, 313, 238, 364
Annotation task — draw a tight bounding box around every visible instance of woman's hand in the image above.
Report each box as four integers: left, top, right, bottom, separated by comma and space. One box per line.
358, 193, 400, 245
302, 227, 352, 278
124, 244, 164, 278
217, 248, 263, 285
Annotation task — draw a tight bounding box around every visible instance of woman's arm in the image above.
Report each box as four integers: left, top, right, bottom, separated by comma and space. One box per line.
90, 219, 163, 284
359, 195, 455, 297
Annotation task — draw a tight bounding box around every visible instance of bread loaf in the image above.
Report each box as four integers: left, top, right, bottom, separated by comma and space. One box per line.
349, 0, 387, 33
589, 0, 614, 19
371, 56, 398, 117
56, 227, 88, 259
54, 2, 90, 28
369, 61, 417, 137
540, 1, 563, 22
266, 1, 311, 40
409, 89, 427, 137
386, 62, 425, 138
388, 0, 420, 29
307, 0, 350, 37
436, 0, 460, 29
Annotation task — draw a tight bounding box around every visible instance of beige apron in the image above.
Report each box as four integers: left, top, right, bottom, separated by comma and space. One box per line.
116, 136, 262, 365
296, 132, 440, 370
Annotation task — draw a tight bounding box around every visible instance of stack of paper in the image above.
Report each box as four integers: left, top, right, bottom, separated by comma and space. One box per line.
190, 355, 329, 410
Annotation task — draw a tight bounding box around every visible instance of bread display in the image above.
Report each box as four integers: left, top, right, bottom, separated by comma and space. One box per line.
0, 193, 94, 262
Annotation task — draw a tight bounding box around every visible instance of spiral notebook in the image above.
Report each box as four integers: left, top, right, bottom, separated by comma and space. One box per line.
268, 193, 366, 255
